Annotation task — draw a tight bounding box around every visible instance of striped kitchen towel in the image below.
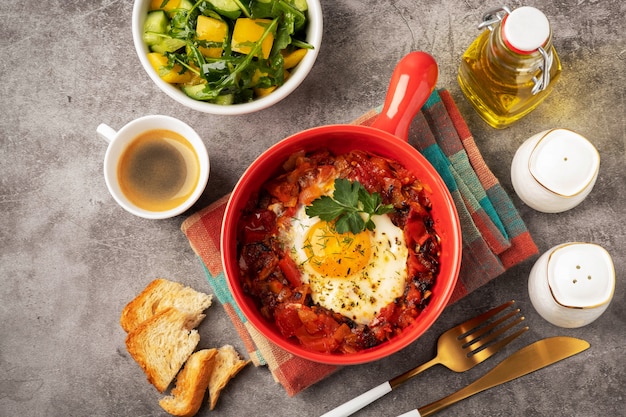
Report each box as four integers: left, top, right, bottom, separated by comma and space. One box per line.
181, 88, 538, 396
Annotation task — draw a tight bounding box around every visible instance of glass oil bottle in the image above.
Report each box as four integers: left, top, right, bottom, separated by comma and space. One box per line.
458, 6, 562, 129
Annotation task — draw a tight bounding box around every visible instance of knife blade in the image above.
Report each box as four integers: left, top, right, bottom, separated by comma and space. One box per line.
397, 336, 590, 417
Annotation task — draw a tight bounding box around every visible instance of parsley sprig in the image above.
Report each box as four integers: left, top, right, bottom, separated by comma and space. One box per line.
306, 179, 394, 234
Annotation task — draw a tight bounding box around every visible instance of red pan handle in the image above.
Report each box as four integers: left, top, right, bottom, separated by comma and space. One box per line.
370, 51, 438, 141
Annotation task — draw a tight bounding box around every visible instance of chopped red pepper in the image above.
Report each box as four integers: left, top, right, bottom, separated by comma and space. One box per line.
278, 255, 302, 288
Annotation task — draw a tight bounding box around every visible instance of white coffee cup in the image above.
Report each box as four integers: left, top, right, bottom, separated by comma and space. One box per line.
97, 115, 210, 219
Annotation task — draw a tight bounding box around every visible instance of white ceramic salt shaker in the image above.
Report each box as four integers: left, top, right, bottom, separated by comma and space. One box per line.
528, 242, 615, 328
511, 128, 600, 213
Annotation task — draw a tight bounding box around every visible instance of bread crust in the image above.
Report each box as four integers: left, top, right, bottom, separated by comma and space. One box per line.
120, 278, 212, 333
125, 307, 201, 393
159, 349, 218, 417
208, 345, 250, 410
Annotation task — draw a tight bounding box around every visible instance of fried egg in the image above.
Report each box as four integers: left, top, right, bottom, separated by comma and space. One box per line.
283, 204, 409, 325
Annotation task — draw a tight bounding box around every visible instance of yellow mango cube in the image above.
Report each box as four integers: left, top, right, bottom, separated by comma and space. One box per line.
250, 68, 266, 86
150, 0, 181, 12
186, 65, 204, 85
254, 85, 277, 98
146, 52, 192, 84
196, 15, 228, 58
282, 48, 308, 69
232, 18, 274, 59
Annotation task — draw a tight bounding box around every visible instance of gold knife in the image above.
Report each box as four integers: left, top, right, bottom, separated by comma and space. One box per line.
397, 336, 590, 417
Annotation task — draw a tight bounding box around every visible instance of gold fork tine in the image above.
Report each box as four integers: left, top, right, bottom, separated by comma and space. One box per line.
461, 308, 525, 348
455, 300, 516, 333
470, 324, 529, 363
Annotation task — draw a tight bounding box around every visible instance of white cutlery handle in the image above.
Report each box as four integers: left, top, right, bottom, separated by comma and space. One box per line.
397, 410, 422, 417
320, 382, 393, 417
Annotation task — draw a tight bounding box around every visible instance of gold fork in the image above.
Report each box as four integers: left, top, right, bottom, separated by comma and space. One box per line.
320, 300, 528, 417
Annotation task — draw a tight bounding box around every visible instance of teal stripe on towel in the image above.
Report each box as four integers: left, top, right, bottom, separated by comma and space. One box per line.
421, 144, 458, 192
201, 263, 247, 323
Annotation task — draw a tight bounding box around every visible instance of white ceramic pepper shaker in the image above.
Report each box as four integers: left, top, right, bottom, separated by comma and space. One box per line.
528, 242, 615, 328
511, 128, 600, 213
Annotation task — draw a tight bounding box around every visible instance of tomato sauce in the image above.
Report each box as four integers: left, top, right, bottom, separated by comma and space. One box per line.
237, 149, 441, 354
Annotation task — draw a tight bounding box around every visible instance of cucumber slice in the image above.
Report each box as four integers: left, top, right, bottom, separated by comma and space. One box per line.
150, 37, 187, 53
206, 0, 242, 20
143, 10, 169, 46
179, 0, 194, 10
292, 0, 308, 12
214, 93, 235, 105
182, 84, 235, 105
182, 84, 214, 100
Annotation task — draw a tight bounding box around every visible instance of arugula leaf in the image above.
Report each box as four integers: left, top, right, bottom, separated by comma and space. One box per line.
231, 0, 251, 18
306, 179, 394, 234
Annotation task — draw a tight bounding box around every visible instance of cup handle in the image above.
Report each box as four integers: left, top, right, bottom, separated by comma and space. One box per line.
96, 123, 117, 144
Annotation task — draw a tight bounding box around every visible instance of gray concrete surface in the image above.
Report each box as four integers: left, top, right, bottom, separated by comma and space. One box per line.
1, 0, 624, 416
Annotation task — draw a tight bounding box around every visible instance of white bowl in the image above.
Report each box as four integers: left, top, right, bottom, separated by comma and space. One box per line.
132, 0, 323, 115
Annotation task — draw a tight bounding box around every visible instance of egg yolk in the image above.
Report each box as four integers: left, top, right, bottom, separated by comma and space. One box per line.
303, 221, 372, 278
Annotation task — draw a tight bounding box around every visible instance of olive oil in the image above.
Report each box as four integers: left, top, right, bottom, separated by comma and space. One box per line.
458, 6, 561, 129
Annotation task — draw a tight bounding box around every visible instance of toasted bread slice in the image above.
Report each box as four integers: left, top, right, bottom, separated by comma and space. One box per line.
120, 278, 212, 333
159, 349, 218, 417
126, 307, 202, 393
208, 345, 249, 410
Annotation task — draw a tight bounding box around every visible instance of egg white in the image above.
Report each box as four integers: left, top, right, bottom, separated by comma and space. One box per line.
284, 205, 409, 325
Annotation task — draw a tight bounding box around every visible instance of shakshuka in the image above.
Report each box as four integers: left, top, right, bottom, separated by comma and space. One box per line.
237, 149, 441, 354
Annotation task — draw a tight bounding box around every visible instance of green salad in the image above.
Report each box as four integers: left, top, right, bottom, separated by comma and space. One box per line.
143, 0, 313, 105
